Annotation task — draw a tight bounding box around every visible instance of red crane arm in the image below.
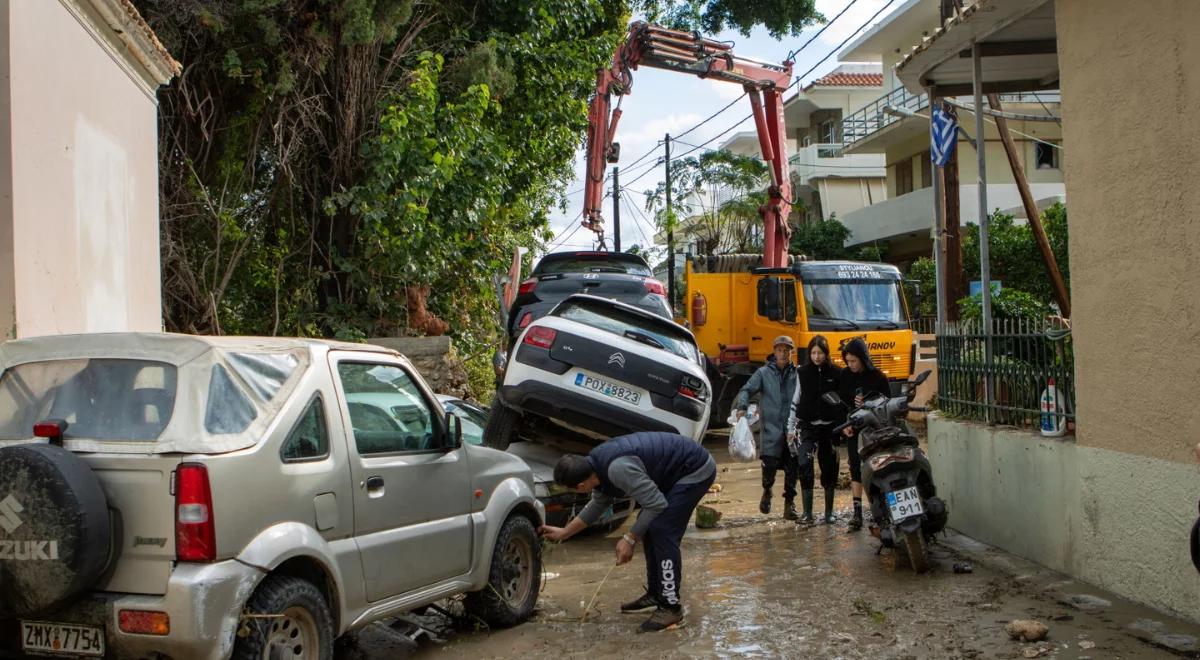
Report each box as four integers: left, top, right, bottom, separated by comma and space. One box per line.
583, 22, 794, 268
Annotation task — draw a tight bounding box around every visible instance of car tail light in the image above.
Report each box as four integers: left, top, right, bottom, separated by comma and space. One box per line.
523, 326, 557, 349
119, 610, 170, 635
677, 375, 708, 402
518, 312, 534, 329
33, 419, 67, 444
175, 463, 215, 562
644, 278, 666, 296
517, 278, 538, 295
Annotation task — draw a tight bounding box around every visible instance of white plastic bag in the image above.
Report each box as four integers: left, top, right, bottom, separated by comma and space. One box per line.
727, 404, 758, 462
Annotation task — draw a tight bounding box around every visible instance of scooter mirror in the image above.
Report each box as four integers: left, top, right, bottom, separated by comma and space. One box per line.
913, 369, 932, 387
821, 392, 843, 407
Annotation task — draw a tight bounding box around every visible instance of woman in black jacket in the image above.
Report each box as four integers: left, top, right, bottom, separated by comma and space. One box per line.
786, 336, 843, 525
837, 337, 891, 531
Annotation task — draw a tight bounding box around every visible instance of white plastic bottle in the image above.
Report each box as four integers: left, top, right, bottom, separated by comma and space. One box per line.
1039, 377, 1067, 437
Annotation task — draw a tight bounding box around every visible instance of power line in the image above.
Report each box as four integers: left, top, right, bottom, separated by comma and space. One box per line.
785, 0, 864, 62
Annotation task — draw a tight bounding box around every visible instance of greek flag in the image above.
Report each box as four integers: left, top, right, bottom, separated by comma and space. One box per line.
930, 103, 957, 167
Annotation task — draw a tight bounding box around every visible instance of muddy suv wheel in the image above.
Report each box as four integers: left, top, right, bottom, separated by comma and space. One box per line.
465, 515, 541, 627
483, 399, 521, 451
0, 444, 112, 618
233, 575, 333, 660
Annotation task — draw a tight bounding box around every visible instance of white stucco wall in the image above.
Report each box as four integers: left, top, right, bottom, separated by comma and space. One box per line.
0, 0, 163, 338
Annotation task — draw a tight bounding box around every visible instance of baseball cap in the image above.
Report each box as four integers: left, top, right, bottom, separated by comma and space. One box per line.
772, 335, 795, 349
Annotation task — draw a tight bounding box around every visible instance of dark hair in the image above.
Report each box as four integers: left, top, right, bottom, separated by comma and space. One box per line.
553, 454, 594, 488
840, 337, 878, 371
806, 335, 830, 362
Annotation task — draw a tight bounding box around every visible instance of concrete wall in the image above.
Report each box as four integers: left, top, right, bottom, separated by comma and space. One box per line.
817, 177, 886, 222
1057, 0, 1200, 464
0, 0, 165, 338
929, 416, 1200, 623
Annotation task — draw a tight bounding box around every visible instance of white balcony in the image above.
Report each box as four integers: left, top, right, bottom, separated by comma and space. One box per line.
788, 143, 885, 189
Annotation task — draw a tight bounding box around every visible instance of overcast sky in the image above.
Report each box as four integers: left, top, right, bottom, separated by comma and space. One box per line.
543, 0, 903, 256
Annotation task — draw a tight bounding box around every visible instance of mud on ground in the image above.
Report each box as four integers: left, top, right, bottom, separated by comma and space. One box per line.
341, 434, 1200, 659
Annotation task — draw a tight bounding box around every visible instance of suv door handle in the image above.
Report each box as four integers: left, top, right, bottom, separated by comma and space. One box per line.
363, 476, 385, 498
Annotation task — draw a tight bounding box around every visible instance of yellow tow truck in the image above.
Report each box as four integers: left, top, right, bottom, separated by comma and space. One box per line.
684, 255, 917, 424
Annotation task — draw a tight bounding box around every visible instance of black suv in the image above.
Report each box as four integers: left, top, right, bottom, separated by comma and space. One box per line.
505, 251, 671, 343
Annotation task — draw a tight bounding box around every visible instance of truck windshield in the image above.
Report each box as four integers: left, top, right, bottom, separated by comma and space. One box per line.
803, 279, 908, 331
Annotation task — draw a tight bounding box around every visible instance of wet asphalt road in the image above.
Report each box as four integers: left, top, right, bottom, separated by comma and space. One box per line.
338, 437, 1200, 659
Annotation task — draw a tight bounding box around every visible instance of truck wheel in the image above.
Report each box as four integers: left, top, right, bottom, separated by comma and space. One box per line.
484, 399, 521, 451
465, 515, 541, 627
232, 575, 334, 660
0, 444, 112, 618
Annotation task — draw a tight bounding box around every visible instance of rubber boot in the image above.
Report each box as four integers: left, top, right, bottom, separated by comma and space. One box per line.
759, 489, 772, 514
848, 499, 864, 531
823, 488, 836, 524
799, 490, 815, 525
783, 499, 798, 521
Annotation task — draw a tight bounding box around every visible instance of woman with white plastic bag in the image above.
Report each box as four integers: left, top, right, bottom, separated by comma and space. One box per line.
728, 404, 758, 462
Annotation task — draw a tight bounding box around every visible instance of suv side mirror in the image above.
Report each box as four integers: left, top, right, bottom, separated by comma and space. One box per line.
906, 279, 922, 313
444, 412, 463, 448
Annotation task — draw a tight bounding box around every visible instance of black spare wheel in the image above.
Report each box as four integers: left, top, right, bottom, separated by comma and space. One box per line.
0, 444, 112, 618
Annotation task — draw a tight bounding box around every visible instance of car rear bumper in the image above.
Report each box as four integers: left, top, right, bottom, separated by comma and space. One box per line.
1, 559, 263, 660
500, 381, 679, 438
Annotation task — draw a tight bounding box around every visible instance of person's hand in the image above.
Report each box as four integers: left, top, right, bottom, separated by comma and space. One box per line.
843, 426, 855, 438
539, 525, 569, 543
736, 409, 745, 419
615, 537, 635, 565
854, 394, 865, 407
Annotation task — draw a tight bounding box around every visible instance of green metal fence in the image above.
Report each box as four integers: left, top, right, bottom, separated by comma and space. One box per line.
936, 319, 1075, 430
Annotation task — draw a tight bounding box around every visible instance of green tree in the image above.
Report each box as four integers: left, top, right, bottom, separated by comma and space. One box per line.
960, 202, 1070, 309
643, 149, 768, 255
904, 257, 937, 318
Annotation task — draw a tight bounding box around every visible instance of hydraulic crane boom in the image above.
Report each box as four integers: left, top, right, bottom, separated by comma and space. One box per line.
584, 22, 794, 268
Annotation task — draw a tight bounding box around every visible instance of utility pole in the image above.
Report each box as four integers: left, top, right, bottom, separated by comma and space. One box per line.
944, 117, 962, 322
612, 166, 622, 252
929, 91, 947, 329
665, 133, 675, 314
972, 41, 994, 415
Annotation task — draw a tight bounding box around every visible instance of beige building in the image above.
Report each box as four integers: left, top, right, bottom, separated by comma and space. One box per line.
0, 0, 178, 338
837, 0, 1065, 263
900, 0, 1200, 625
784, 64, 887, 224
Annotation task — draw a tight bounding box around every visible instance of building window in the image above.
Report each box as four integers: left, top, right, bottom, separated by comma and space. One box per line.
920, 150, 933, 189
1035, 141, 1060, 169
819, 119, 836, 144
895, 158, 914, 196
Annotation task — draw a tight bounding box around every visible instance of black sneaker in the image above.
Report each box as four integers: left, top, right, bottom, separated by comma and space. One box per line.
639, 606, 683, 632
783, 501, 798, 521
848, 512, 863, 531
759, 490, 771, 514
621, 592, 659, 614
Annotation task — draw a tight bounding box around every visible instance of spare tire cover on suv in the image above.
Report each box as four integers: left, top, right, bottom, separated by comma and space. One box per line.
0, 444, 111, 618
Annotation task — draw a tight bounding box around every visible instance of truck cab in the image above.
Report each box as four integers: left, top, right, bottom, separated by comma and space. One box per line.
685, 257, 916, 421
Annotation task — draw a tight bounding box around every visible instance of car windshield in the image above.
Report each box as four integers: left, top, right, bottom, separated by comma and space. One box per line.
536, 256, 652, 277
443, 400, 487, 446
803, 279, 909, 330
0, 359, 178, 441
553, 300, 699, 363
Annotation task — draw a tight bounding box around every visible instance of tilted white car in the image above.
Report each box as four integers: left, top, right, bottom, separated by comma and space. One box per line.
487, 294, 711, 449
0, 333, 543, 659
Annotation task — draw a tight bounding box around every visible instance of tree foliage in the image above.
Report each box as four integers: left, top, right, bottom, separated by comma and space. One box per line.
788, 216, 885, 262
961, 202, 1070, 310
635, 0, 822, 38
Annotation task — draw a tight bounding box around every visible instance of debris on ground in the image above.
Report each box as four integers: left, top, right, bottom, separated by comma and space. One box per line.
695, 505, 723, 528
1006, 620, 1050, 642
1060, 594, 1113, 611
954, 562, 974, 574
707, 483, 723, 493
852, 597, 887, 624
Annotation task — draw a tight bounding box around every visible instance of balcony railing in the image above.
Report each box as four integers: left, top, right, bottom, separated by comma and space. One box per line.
841, 87, 1062, 147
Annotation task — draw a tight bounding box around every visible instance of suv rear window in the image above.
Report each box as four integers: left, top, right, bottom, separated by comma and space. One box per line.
553, 300, 698, 363
0, 359, 177, 441
536, 255, 652, 277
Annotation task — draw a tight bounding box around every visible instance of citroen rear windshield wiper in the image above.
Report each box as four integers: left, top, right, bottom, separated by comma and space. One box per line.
623, 330, 665, 350
810, 315, 861, 329
864, 318, 900, 329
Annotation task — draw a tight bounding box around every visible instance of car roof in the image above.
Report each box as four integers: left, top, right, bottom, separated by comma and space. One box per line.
552, 294, 695, 340
534, 251, 651, 270
0, 332, 399, 368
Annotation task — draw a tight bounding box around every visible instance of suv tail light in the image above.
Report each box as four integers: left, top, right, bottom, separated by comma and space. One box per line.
677, 375, 708, 402
518, 312, 534, 329
523, 326, 557, 349
644, 278, 666, 296
517, 278, 538, 295
175, 463, 215, 562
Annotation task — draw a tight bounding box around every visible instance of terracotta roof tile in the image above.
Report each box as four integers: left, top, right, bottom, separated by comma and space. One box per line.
805, 72, 883, 89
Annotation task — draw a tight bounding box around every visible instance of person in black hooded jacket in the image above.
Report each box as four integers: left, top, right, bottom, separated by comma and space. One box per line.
837, 337, 891, 531
785, 335, 843, 525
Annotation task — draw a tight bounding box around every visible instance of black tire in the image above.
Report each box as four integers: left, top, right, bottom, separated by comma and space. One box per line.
232, 575, 334, 660
484, 399, 521, 451
465, 515, 541, 627
0, 444, 111, 618
901, 531, 931, 574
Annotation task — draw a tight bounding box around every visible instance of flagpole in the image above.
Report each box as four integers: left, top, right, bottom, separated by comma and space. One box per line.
929, 93, 948, 330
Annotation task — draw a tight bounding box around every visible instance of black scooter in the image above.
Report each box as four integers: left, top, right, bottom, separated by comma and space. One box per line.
823, 370, 948, 573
